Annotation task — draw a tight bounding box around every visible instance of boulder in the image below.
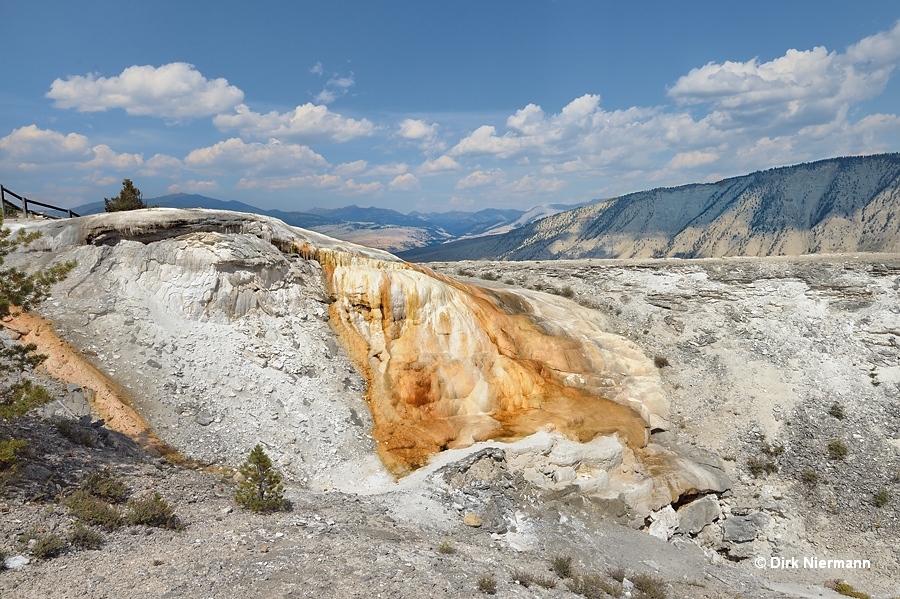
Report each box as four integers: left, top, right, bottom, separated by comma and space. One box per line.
723, 512, 770, 543
648, 505, 679, 540
676, 495, 722, 535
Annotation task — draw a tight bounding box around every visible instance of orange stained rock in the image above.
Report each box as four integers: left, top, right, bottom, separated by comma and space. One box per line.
4, 311, 176, 457
302, 241, 652, 474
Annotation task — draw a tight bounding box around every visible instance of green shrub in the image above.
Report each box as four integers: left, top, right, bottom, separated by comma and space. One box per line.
477, 575, 497, 595
0, 381, 53, 419
0, 438, 27, 471
65, 489, 122, 530
827, 439, 848, 460
873, 488, 889, 508
0, 342, 46, 372
81, 468, 127, 503
31, 533, 66, 559
69, 522, 103, 549
550, 554, 574, 579
234, 444, 288, 513
437, 540, 456, 554
827, 580, 871, 599
127, 493, 182, 530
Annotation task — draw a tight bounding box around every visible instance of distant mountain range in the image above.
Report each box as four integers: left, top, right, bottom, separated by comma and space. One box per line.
72, 195, 579, 252
398, 153, 900, 261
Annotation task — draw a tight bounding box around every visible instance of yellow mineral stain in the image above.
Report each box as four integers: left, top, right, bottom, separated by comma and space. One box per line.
5, 310, 178, 458
301, 241, 653, 474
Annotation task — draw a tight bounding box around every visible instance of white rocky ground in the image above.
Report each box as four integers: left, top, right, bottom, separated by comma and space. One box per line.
2, 212, 898, 597
431, 255, 900, 594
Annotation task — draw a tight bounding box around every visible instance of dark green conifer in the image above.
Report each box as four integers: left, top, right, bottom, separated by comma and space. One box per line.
234, 444, 288, 512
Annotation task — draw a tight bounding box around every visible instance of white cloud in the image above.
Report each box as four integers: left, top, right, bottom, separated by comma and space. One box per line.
365, 163, 408, 177
328, 75, 355, 89
213, 103, 375, 142
0, 125, 140, 171
417, 155, 461, 175
398, 119, 437, 140
397, 118, 445, 153
333, 160, 369, 176
388, 173, 420, 190
236, 174, 382, 195
184, 138, 327, 176
310, 62, 324, 76
507, 175, 565, 194
668, 20, 900, 131
0, 125, 91, 164
314, 72, 355, 105
167, 180, 219, 194
86, 145, 142, 170
140, 154, 183, 177
314, 89, 337, 105
456, 169, 504, 189
667, 151, 719, 169
46, 63, 243, 119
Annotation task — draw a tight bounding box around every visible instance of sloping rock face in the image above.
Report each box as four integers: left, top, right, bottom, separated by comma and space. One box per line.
6, 209, 727, 511
316, 252, 666, 473
399, 153, 900, 262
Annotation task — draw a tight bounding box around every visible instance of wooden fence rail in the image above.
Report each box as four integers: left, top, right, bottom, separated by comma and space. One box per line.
1, 185, 79, 219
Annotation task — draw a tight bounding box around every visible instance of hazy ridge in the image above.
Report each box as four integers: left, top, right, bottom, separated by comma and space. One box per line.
400, 153, 900, 261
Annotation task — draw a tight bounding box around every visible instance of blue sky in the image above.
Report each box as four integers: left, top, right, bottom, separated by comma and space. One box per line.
1, 1, 899, 213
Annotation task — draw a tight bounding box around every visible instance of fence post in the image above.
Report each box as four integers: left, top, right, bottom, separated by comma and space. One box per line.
0, 185, 6, 219
23, 199, 29, 218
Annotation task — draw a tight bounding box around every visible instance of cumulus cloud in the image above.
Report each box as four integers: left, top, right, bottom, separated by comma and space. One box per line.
0, 125, 92, 164
397, 118, 445, 153
86, 145, 142, 170
668, 20, 900, 131
667, 151, 719, 169
214, 103, 375, 142
184, 138, 327, 176
398, 119, 437, 140
417, 155, 460, 174
140, 154, 183, 177
0, 125, 140, 171
333, 160, 369, 176
46, 63, 243, 119
455, 169, 504, 189
388, 173, 420, 190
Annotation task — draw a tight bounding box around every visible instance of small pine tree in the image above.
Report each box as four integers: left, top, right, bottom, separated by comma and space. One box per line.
104, 179, 147, 212
234, 444, 287, 512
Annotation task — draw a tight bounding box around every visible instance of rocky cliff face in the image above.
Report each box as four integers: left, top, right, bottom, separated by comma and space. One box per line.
399, 153, 900, 262
5, 209, 728, 513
